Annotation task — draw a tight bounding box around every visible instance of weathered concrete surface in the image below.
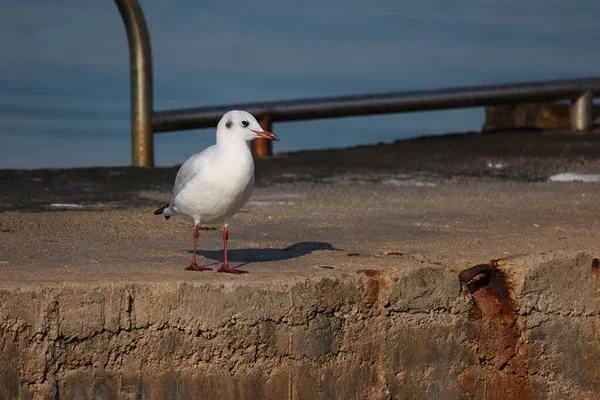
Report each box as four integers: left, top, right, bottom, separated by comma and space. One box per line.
2, 129, 600, 212
1, 129, 600, 399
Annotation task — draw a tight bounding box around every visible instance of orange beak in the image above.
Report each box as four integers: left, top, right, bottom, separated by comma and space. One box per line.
251, 130, 280, 141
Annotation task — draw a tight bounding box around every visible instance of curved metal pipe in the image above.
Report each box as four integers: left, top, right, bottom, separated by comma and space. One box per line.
115, 0, 154, 167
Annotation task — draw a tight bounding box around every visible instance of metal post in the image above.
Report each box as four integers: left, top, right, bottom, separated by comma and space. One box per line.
570, 92, 593, 131
251, 113, 273, 157
115, 0, 154, 167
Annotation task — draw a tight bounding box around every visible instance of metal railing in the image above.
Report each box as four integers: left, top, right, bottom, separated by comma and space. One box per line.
115, 0, 599, 168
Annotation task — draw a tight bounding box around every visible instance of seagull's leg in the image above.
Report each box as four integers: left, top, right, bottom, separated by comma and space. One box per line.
218, 224, 248, 274
185, 224, 212, 271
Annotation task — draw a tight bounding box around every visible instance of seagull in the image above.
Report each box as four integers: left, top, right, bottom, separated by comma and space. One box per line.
154, 110, 279, 274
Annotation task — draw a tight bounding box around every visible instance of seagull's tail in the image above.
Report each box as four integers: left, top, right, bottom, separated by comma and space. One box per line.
154, 204, 171, 220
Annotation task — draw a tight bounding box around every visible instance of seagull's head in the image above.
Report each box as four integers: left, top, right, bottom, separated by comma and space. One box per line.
217, 110, 279, 143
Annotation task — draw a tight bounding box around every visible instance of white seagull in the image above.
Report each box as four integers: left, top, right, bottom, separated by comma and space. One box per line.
154, 110, 279, 274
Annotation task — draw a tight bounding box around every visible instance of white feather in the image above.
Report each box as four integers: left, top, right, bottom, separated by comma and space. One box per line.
164, 110, 265, 225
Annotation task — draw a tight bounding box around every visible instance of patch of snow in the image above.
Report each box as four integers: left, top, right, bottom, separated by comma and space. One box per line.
383, 179, 436, 187
486, 161, 505, 169
549, 173, 600, 182
49, 203, 83, 209
248, 201, 295, 206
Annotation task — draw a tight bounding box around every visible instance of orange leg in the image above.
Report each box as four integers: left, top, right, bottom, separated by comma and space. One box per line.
217, 225, 248, 274
185, 224, 212, 271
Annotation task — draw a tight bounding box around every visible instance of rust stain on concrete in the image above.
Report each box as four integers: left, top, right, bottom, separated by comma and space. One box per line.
458, 261, 533, 399
357, 269, 382, 278
357, 269, 392, 308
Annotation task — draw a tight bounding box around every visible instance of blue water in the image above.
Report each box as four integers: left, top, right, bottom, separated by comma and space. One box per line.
1, 0, 599, 169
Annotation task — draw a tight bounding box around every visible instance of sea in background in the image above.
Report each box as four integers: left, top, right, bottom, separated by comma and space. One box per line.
1, 0, 599, 169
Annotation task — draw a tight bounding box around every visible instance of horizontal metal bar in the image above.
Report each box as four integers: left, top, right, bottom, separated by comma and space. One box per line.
152, 78, 600, 133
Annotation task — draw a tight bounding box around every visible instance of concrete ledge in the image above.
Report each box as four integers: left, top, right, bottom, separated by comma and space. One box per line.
0, 260, 463, 398
2, 132, 600, 398
2, 252, 600, 398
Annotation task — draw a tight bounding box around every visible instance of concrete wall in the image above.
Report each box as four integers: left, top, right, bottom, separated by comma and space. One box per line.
1, 252, 600, 399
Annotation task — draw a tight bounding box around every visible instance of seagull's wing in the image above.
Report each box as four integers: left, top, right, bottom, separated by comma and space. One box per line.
172, 145, 217, 197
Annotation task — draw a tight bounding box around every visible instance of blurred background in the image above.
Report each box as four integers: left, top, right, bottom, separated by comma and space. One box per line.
1, 0, 599, 169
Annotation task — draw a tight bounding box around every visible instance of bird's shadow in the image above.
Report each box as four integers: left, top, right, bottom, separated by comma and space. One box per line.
187, 241, 341, 268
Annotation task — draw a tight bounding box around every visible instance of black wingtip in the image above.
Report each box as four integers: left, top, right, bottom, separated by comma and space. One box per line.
154, 204, 169, 215
165, 215, 171, 220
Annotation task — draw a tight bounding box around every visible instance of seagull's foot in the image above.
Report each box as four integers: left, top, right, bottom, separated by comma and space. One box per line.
185, 263, 212, 271
217, 264, 248, 274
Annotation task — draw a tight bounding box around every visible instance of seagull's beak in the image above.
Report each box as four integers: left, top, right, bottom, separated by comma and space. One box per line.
252, 130, 280, 141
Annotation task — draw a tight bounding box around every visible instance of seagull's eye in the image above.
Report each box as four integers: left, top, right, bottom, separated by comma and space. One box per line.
241, 120, 249, 128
